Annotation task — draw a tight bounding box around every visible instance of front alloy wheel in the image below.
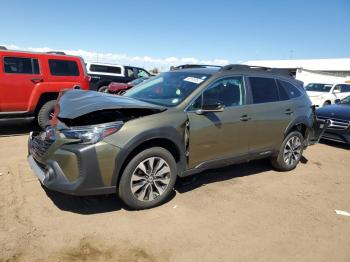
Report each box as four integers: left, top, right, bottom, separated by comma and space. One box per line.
118, 147, 177, 210
130, 157, 171, 201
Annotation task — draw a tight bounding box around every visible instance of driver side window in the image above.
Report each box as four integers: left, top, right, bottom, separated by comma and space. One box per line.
190, 76, 245, 110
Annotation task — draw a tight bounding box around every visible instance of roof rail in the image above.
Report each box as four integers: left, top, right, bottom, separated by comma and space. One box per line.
220, 64, 294, 77
46, 51, 66, 55
0, 46, 8, 50
171, 64, 222, 70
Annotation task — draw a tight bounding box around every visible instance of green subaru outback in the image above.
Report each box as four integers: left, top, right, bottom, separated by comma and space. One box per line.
28, 65, 325, 209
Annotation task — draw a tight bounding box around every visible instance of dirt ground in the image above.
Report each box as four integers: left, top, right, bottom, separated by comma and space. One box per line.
0, 119, 350, 262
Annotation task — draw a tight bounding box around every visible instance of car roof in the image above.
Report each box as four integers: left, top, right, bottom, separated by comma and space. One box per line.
169, 67, 220, 75
171, 64, 299, 81
0, 49, 81, 60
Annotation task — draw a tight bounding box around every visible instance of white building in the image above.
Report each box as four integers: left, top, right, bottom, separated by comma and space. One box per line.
243, 58, 350, 85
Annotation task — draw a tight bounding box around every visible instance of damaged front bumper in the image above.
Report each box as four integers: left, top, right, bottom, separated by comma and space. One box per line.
27, 131, 120, 196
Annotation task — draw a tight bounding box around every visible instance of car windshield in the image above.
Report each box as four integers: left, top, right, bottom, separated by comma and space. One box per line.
123, 71, 210, 107
305, 83, 332, 92
129, 77, 149, 86
340, 95, 350, 105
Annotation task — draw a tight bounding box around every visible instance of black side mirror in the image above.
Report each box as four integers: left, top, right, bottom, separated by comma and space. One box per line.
196, 99, 224, 115
335, 99, 341, 104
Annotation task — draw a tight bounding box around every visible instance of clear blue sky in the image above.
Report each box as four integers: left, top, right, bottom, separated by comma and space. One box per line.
0, 0, 349, 65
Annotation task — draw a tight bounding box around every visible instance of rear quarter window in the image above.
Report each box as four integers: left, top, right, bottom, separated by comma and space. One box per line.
278, 80, 302, 99
49, 59, 79, 76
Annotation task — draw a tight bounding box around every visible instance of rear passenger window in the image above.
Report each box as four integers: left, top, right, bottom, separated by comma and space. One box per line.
90, 64, 122, 74
249, 77, 279, 104
49, 60, 79, 76
4, 57, 40, 74
278, 80, 302, 99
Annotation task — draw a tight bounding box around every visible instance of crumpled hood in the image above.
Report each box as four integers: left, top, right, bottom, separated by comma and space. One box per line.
55, 89, 166, 119
307, 91, 327, 97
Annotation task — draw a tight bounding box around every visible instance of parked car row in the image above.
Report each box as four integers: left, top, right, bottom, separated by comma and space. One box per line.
0, 47, 348, 210
86, 62, 151, 92
0, 48, 151, 128
0, 49, 90, 128
305, 82, 350, 107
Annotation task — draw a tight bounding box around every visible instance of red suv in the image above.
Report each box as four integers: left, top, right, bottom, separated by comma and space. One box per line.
0, 48, 90, 128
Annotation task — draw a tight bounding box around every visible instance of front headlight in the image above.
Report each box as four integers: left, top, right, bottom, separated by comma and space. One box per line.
61, 122, 123, 144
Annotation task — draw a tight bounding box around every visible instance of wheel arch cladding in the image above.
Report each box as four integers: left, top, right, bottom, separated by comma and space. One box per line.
284, 116, 311, 138
111, 127, 186, 187
34, 92, 59, 114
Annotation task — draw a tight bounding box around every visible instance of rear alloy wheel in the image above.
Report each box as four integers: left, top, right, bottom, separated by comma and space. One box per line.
271, 131, 304, 171
118, 147, 177, 210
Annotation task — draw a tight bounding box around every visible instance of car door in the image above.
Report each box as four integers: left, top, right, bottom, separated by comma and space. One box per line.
248, 77, 293, 154
186, 76, 252, 168
0, 56, 41, 112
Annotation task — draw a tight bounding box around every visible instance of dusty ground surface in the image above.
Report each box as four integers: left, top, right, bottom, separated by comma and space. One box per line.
0, 119, 350, 262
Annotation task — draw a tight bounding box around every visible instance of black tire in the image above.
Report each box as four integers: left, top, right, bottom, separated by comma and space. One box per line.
270, 131, 304, 171
98, 86, 109, 93
37, 100, 56, 129
118, 147, 177, 210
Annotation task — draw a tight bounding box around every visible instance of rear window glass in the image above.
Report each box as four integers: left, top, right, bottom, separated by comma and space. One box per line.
49, 59, 79, 76
278, 80, 302, 99
90, 64, 122, 74
4, 57, 40, 74
249, 77, 279, 104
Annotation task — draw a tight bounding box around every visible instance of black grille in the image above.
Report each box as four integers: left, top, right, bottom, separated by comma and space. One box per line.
30, 134, 54, 161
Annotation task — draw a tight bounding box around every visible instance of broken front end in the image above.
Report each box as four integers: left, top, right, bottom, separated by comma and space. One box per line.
27, 90, 165, 195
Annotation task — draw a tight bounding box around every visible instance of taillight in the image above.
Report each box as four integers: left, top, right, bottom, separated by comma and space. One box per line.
85, 75, 91, 82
